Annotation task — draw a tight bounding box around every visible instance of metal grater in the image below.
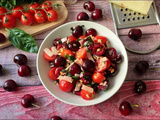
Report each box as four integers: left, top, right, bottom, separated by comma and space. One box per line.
109, 1, 160, 30
109, 1, 160, 54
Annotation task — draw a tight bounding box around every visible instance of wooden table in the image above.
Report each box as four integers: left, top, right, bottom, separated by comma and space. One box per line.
0, 0, 160, 119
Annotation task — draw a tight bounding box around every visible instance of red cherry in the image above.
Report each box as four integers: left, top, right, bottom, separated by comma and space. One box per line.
119, 101, 133, 116
21, 94, 35, 108
50, 116, 63, 120
91, 9, 103, 20
18, 65, 31, 77
128, 29, 142, 41
83, 1, 95, 11
77, 12, 89, 21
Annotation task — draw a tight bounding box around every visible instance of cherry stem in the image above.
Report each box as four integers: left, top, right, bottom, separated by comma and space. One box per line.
31, 103, 40, 108
0, 3, 61, 16
131, 104, 139, 107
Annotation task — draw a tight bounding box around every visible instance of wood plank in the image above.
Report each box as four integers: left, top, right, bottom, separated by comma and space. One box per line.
0, 0, 68, 49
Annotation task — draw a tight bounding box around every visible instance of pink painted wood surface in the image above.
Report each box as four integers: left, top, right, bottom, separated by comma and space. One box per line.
0, 0, 160, 119
0, 81, 160, 119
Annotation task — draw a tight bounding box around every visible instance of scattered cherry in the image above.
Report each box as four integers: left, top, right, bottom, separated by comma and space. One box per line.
0, 33, 6, 43
18, 65, 31, 77
0, 64, 3, 75
83, 1, 95, 11
77, 12, 89, 21
91, 9, 103, 20
86, 28, 97, 36
21, 94, 35, 108
3, 79, 17, 92
53, 56, 66, 67
71, 25, 83, 38
119, 101, 133, 116
135, 80, 146, 94
134, 61, 149, 74
128, 28, 142, 41
50, 115, 63, 120
13, 54, 28, 65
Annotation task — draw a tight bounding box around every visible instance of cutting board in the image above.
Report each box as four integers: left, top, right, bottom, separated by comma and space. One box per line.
0, 0, 68, 49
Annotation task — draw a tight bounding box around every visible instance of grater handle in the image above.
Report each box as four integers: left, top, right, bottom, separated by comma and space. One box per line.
109, 3, 119, 37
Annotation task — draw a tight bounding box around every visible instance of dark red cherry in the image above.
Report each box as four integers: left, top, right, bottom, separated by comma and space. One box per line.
119, 101, 133, 116
3, 79, 17, 92
53, 56, 66, 67
0, 33, 6, 43
82, 60, 95, 72
21, 94, 35, 108
105, 47, 117, 59
134, 61, 149, 74
128, 29, 142, 41
69, 63, 81, 75
92, 43, 105, 56
0, 64, 3, 75
77, 12, 89, 21
71, 25, 83, 38
83, 1, 95, 11
50, 115, 63, 120
81, 72, 93, 85
13, 54, 28, 65
86, 28, 97, 36
18, 65, 31, 77
68, 41, 80, 51
135, 80, 146, 94
106, 65, 118, 76
55, 66, 64, 77
53, 38, 62, 46
91, 9, 103, 20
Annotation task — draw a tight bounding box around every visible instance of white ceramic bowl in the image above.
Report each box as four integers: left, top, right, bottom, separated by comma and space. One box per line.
37, 21, 128, 106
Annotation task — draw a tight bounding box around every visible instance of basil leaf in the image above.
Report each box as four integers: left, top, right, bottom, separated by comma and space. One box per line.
6, 28, 38, 53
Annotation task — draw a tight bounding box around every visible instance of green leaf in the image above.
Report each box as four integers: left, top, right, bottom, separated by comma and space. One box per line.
6, 28, 38, 53
53, 3, 61, 9
64, 54, 75, 63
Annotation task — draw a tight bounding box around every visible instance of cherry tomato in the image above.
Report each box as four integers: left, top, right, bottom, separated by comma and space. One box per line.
96, 57, 111, 72
21, 12, 34, 25
43, 50, 57, 61
59, 80, 73, 92
29, 2, 40, 14
94, 36, 107, 45
2, 15, 16, 28
34, 10, 47, 23
79, 35, 86, 40
75, 47, 87, 59
0, 7, 7, 19
12, 6, 24, 18
41, 1, 53, 11
92, 72, 105, 83
46, 10, 58, 22
81, 88, 95, 100
67, 36, 77, 42
49, 67, 57, 80
61, 49, 74, 58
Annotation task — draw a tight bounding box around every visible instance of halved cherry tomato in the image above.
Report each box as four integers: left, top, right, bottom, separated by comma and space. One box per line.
81, 88, 95, 100
41, 1, 52, 11
61, 49, 74, 58
92, 72, 105, 83
49, 67, 57, 80
43, 51, 57, 61
75, 47, 87, 59
79, 35, 86, 40
2, 15, 16, 28
67, 36, 77, 42
34, 10, 47, 23
47, 10, 58, 22
21, 12, 34, 25
0, 7, 7, 19
59, 80, 73, 92
96, 57, 111, 72
94, 36, 107, 45
12, 6, 24, 18
29, 2, 40, 14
